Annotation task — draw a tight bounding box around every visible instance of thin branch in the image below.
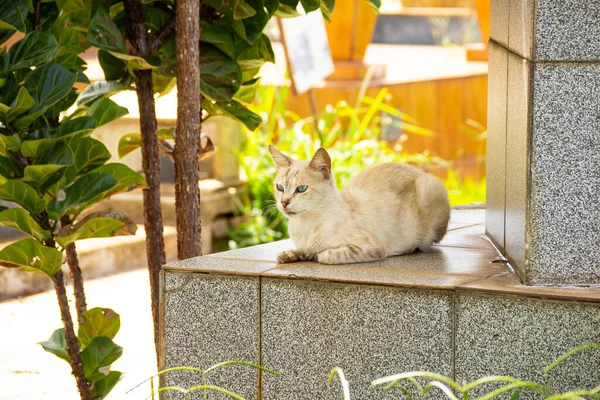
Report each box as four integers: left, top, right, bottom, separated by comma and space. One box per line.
34, 0, 41, 30
150, 18, 176, 52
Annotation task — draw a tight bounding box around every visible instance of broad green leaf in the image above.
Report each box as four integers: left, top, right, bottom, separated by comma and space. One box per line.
36, 141, 74, 166
3, 31, 58, 72
0, 0, 28, 31
0, 156, 21, 180
237, 34, 275, 70
0, 134, 21, 156
98, 50, 128, 81
69, 137, 111, 176
152, 72, 176, 97
142, 4, 171, 32
300, 0, 320, 12
78, 307, 121, 348
90, 163, 145, 194
47, 172, 118, 219
366, 0, 381, 12
117, 133, 141, 158
0, 180, 44, 214
0, 207, 51, 241
277, 2, 301, 18
204, 100, 261, 130
56, 0, 87, 14
23, 164, 66, 190
0, 30, 15, 46
77, 81, 132, 107
319, 0, 334, 21
44, 88, 79, 120
21, 117, 97, 158
86, 98, 128, 127
199, 20, 237, 57
87, 8, 127, 54
234, 78, 260, 104
51, 26, 83, 69
200, 45, 242, 102
239, 0, 269, 44
16, 64, 76, 129
92, 370, 122, 399
0, 87, 35, 123
109, 52, 160, 70
81, 336, 123, 382
233, 0, 257, 20
0, 238, 63, 277
39, 328, 70, 362
55, 217, 126, 247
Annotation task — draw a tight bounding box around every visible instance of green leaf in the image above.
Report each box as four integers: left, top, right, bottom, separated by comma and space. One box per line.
234, 78, 260, 104
0, 156, 22, 180
55, 217, 126, 247
276, 0, 301, 18
56, 0, 87, 14
87, 8, 127, 54
98, 50, 128, 81
237, 34, 275, 70
200, 45, 242, 102
22, 164, 66, 190
0, 134, 21, 156
0, 0, 28, 31
319, 0, 334, 21
0, 180, 45, 214
15, 64, 76, 129
204, 100, 262, 130
300, 0, 320, 12
0, 238, 63, 277
233, 0, 257, 19
39, 328, 70, 363
90, 163, 145, 194
47, 172, 118, 219
0, 30, 16, 46
81, 336, 123, 382
20, 116, 97, 158
77, 81, 132, 107
51, 26, 83, 69
365, 0, 380, 12
199, 20, 237, 57
69, 137, 111, 176
86, 98, 128, 127
117, 133, 141, 158
27, 1, 59, 31
2, 31, 58, 72
239, 0, 269, 44
109, 52, 160, 70
78, 307, 121, 349
92, 371, 122, 399
0, 207, 51, 241
0, 87, 35, 123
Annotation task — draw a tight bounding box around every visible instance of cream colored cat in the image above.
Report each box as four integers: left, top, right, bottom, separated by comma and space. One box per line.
269, 146, 451, 265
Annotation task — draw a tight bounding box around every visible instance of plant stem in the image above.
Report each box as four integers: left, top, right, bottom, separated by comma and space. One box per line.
123, 0, 167, 366
54, 270, 92, 400
66, 242, 87, 324
175, 0, 202, 259
33, 0, 41, 30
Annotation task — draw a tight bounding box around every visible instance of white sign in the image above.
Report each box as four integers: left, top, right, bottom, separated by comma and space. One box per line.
278, 10, 335, 95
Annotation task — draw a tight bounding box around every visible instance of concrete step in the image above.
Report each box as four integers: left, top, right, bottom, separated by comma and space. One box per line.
160, 209, 600, 399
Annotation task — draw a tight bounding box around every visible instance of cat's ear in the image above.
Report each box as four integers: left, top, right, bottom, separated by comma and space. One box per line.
308, 148, 331, 180
268, 145, 293, 170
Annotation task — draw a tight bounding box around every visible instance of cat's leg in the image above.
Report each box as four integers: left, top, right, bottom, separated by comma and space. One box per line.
317, 237, 386, 265
276, 249, 313, 263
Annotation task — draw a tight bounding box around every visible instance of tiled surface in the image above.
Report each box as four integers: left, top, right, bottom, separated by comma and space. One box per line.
504, 51, 531, 281
529, 63, 600, 285
485, 41, 508, 253
261, 278, 453, 399
458, 271, 600, 303
534, 1, 600, 61
165, 256, 276, 276
508, 0, 535, 60
489, 0, 509, 46
162, 272, 260, 399
456, 293, 600, 395
435, 223, 490, 249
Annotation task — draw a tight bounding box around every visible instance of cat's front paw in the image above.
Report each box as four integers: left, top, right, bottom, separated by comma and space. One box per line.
277, 250, 302, 264
317, 250, 338, 265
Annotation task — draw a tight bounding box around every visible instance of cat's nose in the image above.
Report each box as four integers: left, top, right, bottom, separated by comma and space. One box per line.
281, 199, 291, 207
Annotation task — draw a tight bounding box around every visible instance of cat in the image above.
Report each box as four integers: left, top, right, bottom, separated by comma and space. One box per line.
268, 146, 451, 265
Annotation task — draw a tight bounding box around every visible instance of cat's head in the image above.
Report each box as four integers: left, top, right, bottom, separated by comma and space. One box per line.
268, 146, 336, 218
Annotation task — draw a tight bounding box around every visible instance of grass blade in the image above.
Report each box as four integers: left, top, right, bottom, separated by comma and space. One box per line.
545, 344, 600, 374
328, 367, 351, 400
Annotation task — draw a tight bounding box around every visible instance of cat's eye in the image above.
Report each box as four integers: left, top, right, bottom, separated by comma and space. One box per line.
296, 185, 308, 193
276, 184, 284, 192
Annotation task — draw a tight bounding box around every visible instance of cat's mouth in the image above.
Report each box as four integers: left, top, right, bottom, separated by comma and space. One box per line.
284, 210, 298, 216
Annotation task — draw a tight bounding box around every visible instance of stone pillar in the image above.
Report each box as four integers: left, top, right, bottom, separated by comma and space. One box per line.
486, 0, 600, 285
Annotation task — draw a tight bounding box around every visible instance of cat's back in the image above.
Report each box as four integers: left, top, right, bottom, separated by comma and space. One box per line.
343, 162, 424, 195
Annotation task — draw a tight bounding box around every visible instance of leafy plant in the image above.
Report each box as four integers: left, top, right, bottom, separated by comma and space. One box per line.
0, 3, 144, 399
228, 83, 448, 249
128, 360, 281, 399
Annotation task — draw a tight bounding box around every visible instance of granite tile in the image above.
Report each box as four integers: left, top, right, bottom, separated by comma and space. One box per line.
164, 256, 277, 276
208, 240, 289, 262
485, 41, 508, 253
456, 293, 600, 396
449, 208, 486, 225
529, 63, 600, 285
262, 278, 454, 399
459, 271, 600, 303
162, 272, 260, 399
504, 51, 531, 281
534, 1, 600, 61
508, 0, 535, 60
490, 0, 509, 47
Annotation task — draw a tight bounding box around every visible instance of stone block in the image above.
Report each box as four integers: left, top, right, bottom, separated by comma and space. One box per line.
485, 41, 508, 252
261, 278, 454, 399
161, 271, 260, 399
489, 0, 509, 47
456, 292, 600, 395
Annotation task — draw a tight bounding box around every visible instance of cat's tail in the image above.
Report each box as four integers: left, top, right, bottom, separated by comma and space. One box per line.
415, 175, 451, 247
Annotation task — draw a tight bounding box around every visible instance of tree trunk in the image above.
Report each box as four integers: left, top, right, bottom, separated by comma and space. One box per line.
54, 270, 92, 400
65, 243, 87, 325
175, 0, 202, 259
123, 0, 166, 364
